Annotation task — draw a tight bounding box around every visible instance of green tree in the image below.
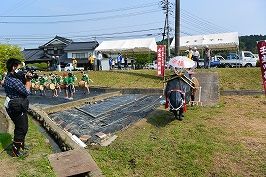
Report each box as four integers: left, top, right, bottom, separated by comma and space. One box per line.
0, 44, 24, 73
127, 53, 156, 69
239, 35, 266, 53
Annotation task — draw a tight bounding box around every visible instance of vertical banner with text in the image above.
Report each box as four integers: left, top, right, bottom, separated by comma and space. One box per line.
157, 45, 166, 76
257, 40, 266, 95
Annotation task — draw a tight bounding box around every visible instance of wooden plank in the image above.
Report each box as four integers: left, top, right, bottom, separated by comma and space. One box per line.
48, 148, 97, 177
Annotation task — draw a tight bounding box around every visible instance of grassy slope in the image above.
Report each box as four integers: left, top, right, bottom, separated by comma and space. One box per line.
0, 68, 265, 176
65, 67, 262, 90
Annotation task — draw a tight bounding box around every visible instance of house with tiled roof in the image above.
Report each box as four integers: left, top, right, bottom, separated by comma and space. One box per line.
23, 35, 72, 64
23, 35, 98, 70
39, 35, 73, 56
63, 41, 99, 70
22, 48, 46, 63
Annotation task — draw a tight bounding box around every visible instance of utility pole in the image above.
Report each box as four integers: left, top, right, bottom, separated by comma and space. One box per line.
161, 0, 172, 59
175, 0, 180, 56
166, 0, 170, 59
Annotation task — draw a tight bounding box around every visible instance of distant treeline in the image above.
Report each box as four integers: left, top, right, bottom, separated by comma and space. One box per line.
239, 35, 266, 53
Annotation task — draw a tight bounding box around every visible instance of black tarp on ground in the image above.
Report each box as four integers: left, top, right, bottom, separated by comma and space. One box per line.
48, 94, 161, 143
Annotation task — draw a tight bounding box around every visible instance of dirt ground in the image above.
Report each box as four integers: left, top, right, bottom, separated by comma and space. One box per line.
0, 95, 265, 176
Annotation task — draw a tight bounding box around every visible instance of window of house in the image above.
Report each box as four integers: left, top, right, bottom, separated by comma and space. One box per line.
57, 49, 63, 55
72, 53, 87, 59
47, 49, 54, 54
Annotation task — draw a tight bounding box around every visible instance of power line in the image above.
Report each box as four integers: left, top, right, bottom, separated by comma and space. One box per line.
7, 28, 161, 40
1, 0, 238, 49
0, 0, 37, 17
1, 27, 162, 47
0, 9, 160, 24
180, 9, 229, 34
0, 2, 158, 18
168, 7, 234, 37
181, 9, 232, 32
2, 21, 164, 38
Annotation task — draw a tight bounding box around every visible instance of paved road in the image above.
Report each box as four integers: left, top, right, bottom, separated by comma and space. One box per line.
30, 89, 103, 109
0, 87, 102, 109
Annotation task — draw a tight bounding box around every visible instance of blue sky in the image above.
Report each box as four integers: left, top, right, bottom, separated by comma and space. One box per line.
0, 0, 265, 49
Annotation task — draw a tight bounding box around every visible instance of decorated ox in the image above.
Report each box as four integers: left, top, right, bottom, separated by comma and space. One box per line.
164, 71, 199, 120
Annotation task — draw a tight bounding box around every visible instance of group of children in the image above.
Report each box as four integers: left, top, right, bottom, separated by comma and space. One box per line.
30, 71, 91, 100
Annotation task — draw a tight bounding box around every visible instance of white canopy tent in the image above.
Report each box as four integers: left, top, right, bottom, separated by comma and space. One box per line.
170, 32, 239, 51
95, 38, 157, 54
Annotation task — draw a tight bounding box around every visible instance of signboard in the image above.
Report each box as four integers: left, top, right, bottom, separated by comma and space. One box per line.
157, 45, 166, 76
257, 40, 266, 95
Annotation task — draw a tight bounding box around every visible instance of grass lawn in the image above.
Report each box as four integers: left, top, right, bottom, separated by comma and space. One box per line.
88, 95, 266, 176
0, 114, 56, 176
0, 68, 265, 176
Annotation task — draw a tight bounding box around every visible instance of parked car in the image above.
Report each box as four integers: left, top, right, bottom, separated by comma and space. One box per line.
143, 61, 157, 69
211, 55, 225, 68
220, 51, 258, 68
198, 55, 225, 68
63, 63, 84, 71
144, 62, 157, 69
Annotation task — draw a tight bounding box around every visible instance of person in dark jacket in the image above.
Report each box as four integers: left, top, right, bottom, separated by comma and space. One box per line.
203, 45, 211, 69
4, 58, 32, 157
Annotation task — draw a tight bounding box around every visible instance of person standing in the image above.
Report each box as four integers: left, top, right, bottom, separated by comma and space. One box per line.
43, 72, 48, 81
80, 72, 90, 94
192, 47, 200, 69
188, 46, 193, 59
96, 51, 102, 71
30, 77, 38, 95
124, 55, 128, 69
185, 50, 190, 58
47, 60, 51, 71
72, 58, 77, 71
62, 72, 69, 99
39, 75, 47, 96
109, 57, 113, 70
55, 73, 62, 94
88, 53, 94, 71
56, 56, 61, 71
67, 72, 75, 100
52, 56, 57, 71
112, 58, 115, 69
50, 73, 58, 97
204, 45, 211, 69
4, 58, 32, 157
117, 53, 122, 70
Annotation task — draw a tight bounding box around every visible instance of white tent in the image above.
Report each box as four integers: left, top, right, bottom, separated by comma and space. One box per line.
95, 38, 157, 54
170, 32, 239, 51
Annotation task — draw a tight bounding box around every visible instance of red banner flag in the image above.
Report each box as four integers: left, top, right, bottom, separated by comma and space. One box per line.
157, 45, 166, 76
257, 40, 266, 95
